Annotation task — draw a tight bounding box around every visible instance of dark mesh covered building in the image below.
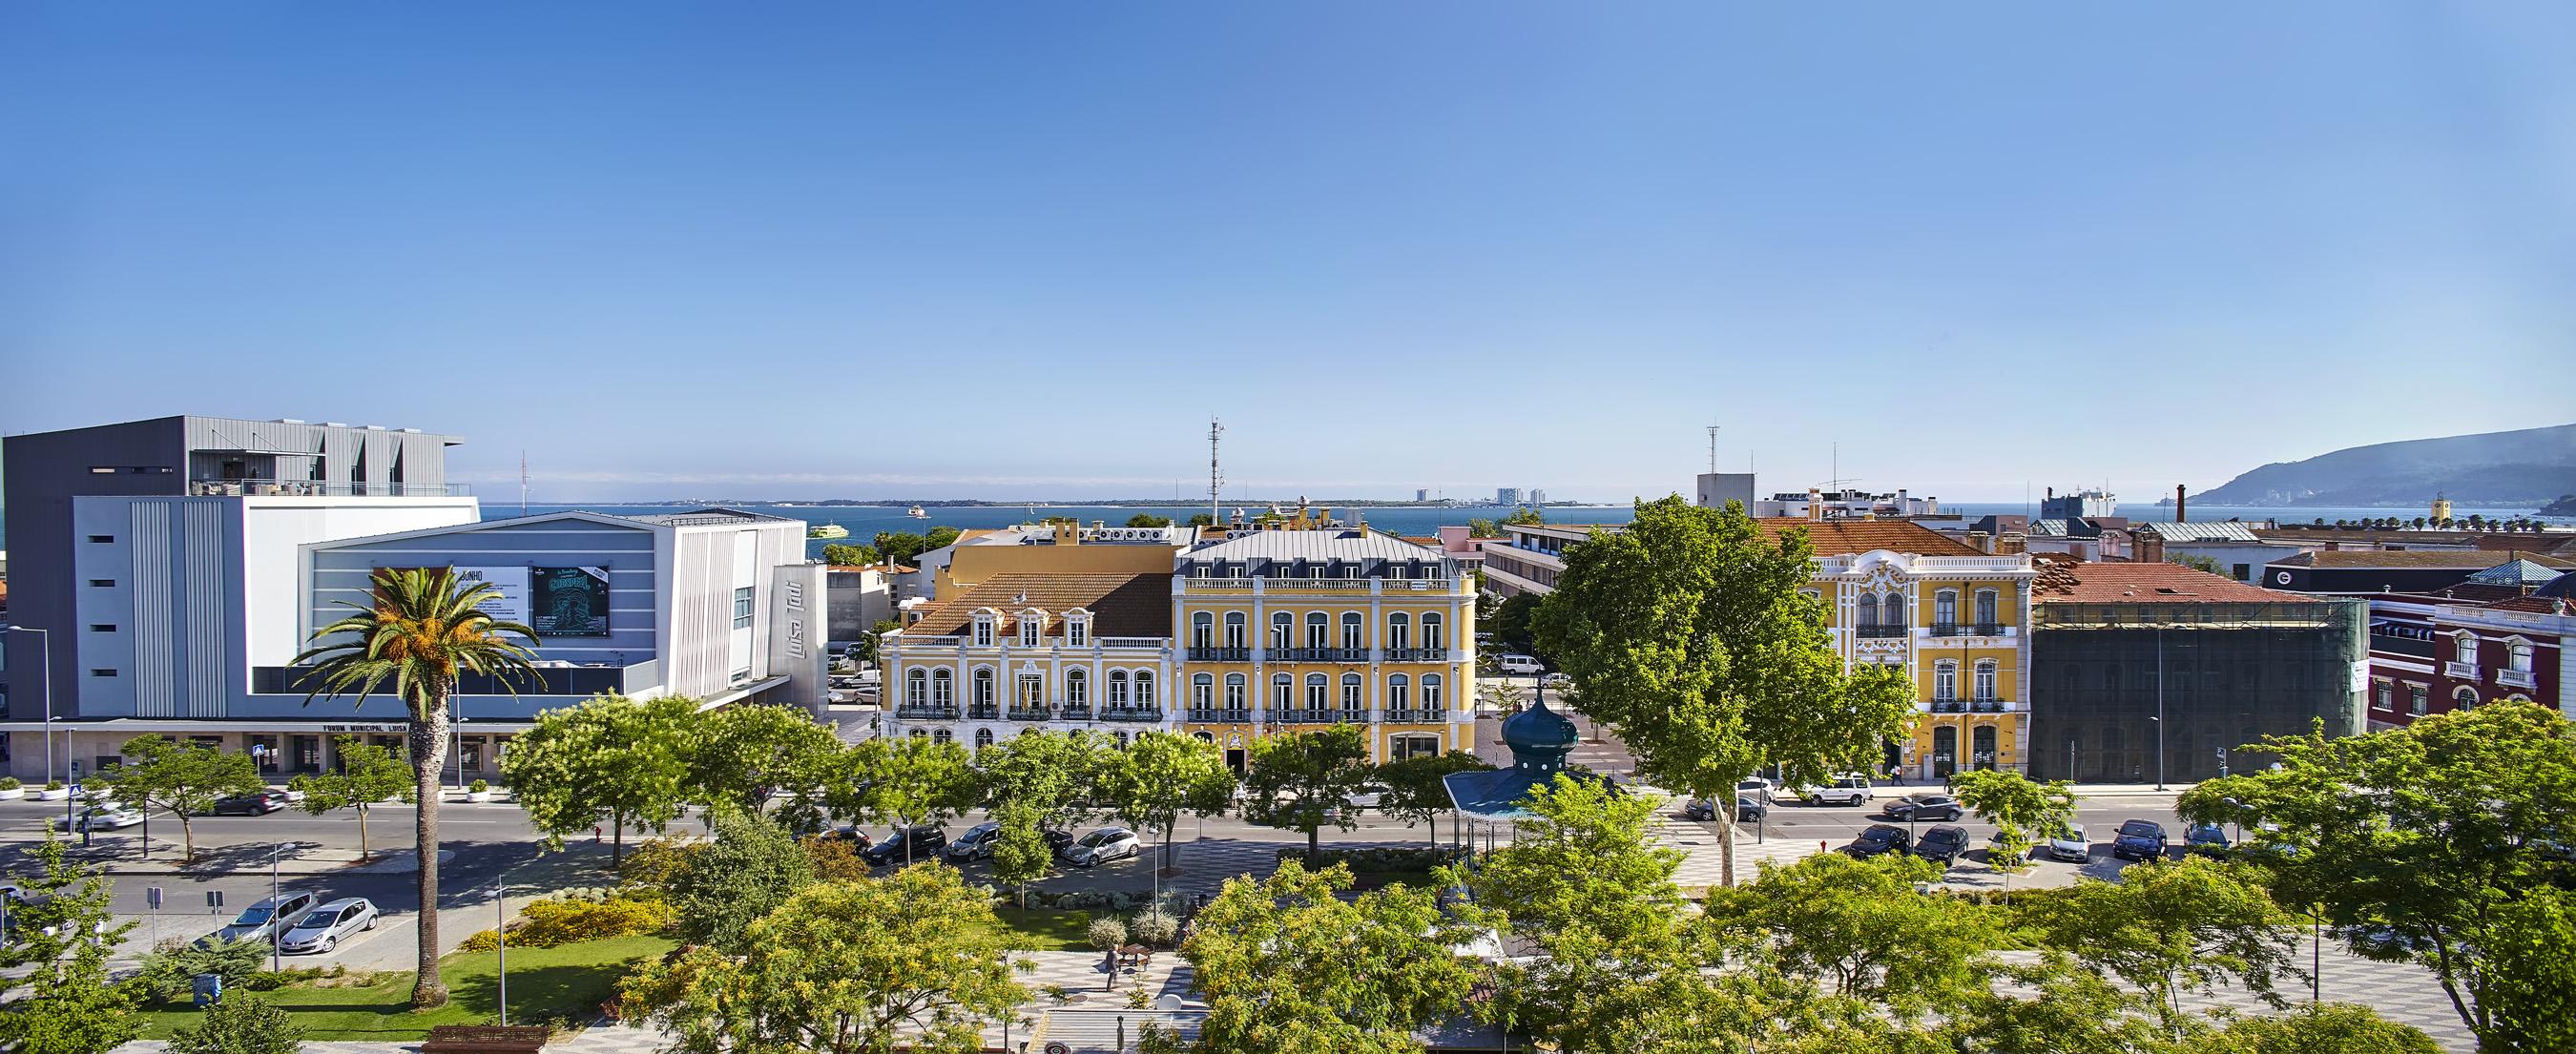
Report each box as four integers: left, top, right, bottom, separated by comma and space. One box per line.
2026, 558, 2366, 784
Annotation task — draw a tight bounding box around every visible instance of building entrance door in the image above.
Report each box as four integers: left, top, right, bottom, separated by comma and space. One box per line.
1931, 725, 1958, 778
1971, 725, 1998, 772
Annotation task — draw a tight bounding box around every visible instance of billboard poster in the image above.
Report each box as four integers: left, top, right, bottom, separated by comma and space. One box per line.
448, 567, 530, 625
530, 566, 612, 636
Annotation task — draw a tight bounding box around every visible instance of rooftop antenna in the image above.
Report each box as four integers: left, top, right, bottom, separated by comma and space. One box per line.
1706, 424, 1721, 473
519, 450, 530, 517
1207, 416, 1224, 528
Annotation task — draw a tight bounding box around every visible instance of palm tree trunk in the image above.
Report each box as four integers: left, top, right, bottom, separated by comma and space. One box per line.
409, 695, 453, 1009
357, 804, 371, 861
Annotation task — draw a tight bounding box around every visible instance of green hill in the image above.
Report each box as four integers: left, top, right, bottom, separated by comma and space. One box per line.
2191, 424, 2576, 508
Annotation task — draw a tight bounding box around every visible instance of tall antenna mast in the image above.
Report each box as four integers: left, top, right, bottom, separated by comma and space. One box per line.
519, 450, 530, 516
1706, 424, 1720, 473
1207, 416, 1224, 528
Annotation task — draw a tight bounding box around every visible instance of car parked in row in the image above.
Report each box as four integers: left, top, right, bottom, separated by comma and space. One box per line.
1841, 824, 1912, 859
860, 825, 947, 867
1681, 796, 1768, 823
2109, 819, 2170, 861
1061, 827, 1141, 868
1985, 821, 2090, 864
211, 790, 293, 816
1735, 777, 1776, 805
2185, 822, 2233, 856
1913, 825, 1971, 866
1881, 793, 1963, 822
277, 898, 378, 955
205, 891, 321, 947
944, 821, 1005, 862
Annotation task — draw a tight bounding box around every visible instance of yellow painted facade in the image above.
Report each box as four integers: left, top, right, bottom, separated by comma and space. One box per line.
1809, 551, 2036, 776
1172, 572, 1475, 764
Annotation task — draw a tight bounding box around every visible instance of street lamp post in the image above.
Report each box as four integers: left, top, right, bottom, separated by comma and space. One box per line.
496, 873, 510, 1025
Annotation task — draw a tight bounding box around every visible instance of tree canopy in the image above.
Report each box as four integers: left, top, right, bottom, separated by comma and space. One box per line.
2017, 857, 2300, 1040
1372, 750, 1494, 828
685, 703, 844, 820
1704, 851, 2005, 1018
969, 729, 1106, 833
1097, 731, 1235, 875
1239, 724, 1375, 861
819, 542, 879, 567
0, 834, 141, 1054
95, 734, 265, 861
287, 735, 414, 860
501, 692, 696, 863
667, 813, 816, 952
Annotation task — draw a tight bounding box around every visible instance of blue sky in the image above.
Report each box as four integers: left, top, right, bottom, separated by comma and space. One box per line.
4, 3, 2569, 503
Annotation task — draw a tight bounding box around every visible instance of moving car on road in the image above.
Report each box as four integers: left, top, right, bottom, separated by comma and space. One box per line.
1881, 793, 1963, 822
1495, 654, 1545, 675
944, 821, 1004, 862
1061, 827, 1141, 868
1840, 824, 1912, 859
859, 825, 948, 867
205, 891, 321, 947
1914, 825, 1971, 866
277, 898, 378, 955
1682, 796, 1768, 822
2109, 819, 2171, 861
211, 790, 292, 816
56, 804, 144, 832
1801, 774, 1875, 807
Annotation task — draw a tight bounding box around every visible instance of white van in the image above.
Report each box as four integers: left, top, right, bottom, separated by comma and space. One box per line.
1802, 774, 1875, 807
1496, 654, 1545, 675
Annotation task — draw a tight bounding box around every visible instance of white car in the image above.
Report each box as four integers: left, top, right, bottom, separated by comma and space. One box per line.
1735, 777, 1776, 804
1801, 774, 1875, 807
57, 805, 144, 832
2046, 823, 2090, 862
1060, 827, 1141, 868
277, 897, 378, 955
1539, 672, 1573, 691
1496, 654, 1545, 675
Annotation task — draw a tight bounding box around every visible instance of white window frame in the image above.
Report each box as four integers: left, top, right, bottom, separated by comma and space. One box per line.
972, 613, 995, 648
1272, 672, 1292, 710
1341, 612, 1363, 651
1134, 671, 1154, 706
1421, 612, 1445, 651
1225, 672, 1247, 709
1107, 670, 1131, 706
1422, 673, 1444, 713
1066, 668, 1089, 706
733, 587, 756, 630
1934, 661, 1957, 702
1974, 659, 1997, 702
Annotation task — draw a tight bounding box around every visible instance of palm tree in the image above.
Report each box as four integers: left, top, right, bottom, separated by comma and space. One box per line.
293, 568, 543, 1009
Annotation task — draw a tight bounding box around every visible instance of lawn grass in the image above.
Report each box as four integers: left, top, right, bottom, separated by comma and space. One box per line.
135, 935, 676, 1041
1346, 869, 1438, 893
971, 906, 1098, 951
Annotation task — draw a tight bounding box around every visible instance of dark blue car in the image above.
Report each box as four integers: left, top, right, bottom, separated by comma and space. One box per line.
2109, 819, 2169, 861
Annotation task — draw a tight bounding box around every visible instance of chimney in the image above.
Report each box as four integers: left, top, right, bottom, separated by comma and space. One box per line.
1968, 530, 1991, 554
2046, 486, 2055, 501
1808, 487, 1825, 523
2136, 530, 2165, 565
1998, 532, 2026, 556
2175, 485, 2187, 524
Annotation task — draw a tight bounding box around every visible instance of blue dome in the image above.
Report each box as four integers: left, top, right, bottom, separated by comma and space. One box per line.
1503, 698, 1579, 771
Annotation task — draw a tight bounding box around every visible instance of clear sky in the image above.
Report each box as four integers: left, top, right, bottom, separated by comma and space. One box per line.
4, 3, 2569, 504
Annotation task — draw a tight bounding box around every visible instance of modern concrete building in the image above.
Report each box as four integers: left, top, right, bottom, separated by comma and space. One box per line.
1495, 487, 1522, 506
1693, 472, 1757, 512
2039, 487, 2117, 521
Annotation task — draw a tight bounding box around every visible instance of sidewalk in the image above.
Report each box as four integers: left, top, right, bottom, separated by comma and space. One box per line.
36, 838, 457, 877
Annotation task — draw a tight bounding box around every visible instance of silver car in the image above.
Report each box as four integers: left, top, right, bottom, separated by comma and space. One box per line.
205, 891, 321, 946
277, 898, 378, 955
1060, 827, 1140, 868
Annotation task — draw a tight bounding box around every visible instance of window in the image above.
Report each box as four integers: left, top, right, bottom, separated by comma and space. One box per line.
2509, 641, 2535, 673
734, 587, 755, 630
1192, 611, 1214, 650
972, 613, 995, 648
975, 728, 994, 751
2408, 684, 2428, 715
1270, 611, 1293, 650
89, 625, 115, 633
89, 466, 117, 474
972, 669, 995, 708
1020, 614, 1041, 648
86, 535, 114, 544
1387, 674, 1410, 712
1067, 669, 1089, 706
1225, 672, 1247, 709
1974, 660, 1997, 702
1133, 671, 1154, 705
2231, 564, 2251, 582
1393, 734, 1442, 760
2454, 687, 2479, 712
1017, 674, 1044, 708
1856, 594, 1879, 627
1934, 661, 1957, 702
1422, 674, 1444, 713
1224, 611, 1247, 649
932, 669, 953, 706
2371, 680, 2391, 712
1306, 611, 1328, 650
1386, 612, 1410, 651
1305, 673, 1328, 710
933, 729, 952, 745
1193, 673, 1214, 708
1883, 592, 1905, 628
1935, 590, 1958, 626
908, 729, 926, 739
907, 670, 928, 707
1066, 613, 1088, 648
90, 669, 119, 677
1272, 672, 1292, 710
89, 579, 115, 588
1112, 731, 1131, 749
1341, 673, 1363, 712
1421, 612, 1445, 651
1974, 589, 1997, 626
2454, 634, 2478, 666
1341, 612, 1363, 651
1107, 670, 1130, 706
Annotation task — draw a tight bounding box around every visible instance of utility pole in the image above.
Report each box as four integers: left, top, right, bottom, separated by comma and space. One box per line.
518, 451, 530, 517
1706, 424, 1720, 473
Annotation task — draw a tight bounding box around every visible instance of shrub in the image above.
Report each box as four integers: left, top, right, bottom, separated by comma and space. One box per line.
458, 895, 673, 952
617, 836, 704, 895
469, 778, 489, 793
803, 836, 869, 882
1128, 909, 1178, 948
167, 992, 303, 1054
0, 777, 21, 791
1273, 846, 1462, 872
46, 780, 62, 791
1087, 916, 1129, 951
135, 936, 269, 1002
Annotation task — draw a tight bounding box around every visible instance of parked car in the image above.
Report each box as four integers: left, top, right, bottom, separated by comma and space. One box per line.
2185, 822, 2232, 856
859, 825, 948, 867
206, 891, 322, 946
1735, 777, 1776, 804
1495, 654, 1545, 675
2045, 822, 2090, 862
211, 790, 292, 816
1841, 824, 1912, 859
1061, 827, 1142, 868
1914, 825, 1971, 865
1882, 793, 1963, 822
1040, 828, 1076, 856
1801, 774, 1875, 807
1539, 672, 1573, 691
276, 898, 378, 955
2109, 819, 2170, 861
56, 805, 144, 832
944, 821, 1004, 862
1681, 796, 1767, 822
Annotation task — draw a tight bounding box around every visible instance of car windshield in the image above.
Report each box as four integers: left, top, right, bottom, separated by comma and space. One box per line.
2053, 824, 2085, 840
1081, 831, 1121, 847
231, 907, 273, 925
2120, 821, 2161, 837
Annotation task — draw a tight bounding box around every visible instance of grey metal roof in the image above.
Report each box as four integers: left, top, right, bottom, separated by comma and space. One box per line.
2133, 521, 2261, 543
2462, 559, 2566, 588
1190, 528, 1444, 564
2027, 520, 2070, 536
627, 506, 801, 527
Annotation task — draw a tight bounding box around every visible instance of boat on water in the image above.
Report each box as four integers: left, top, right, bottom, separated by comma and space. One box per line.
807, 521, 850, 540
906, 506, 926, 518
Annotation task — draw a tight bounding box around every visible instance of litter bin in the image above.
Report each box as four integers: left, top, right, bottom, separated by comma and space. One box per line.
192, 973, 222, 1008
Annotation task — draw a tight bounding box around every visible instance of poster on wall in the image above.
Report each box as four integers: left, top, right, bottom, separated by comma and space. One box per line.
530, 566, 612, 636
448, 567, 530, 625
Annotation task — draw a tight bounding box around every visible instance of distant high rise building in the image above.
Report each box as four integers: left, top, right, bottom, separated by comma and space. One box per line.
1530, 489, 1548, 506
1416, 488, 1430, 503
1495, 487, 1522, 506
1695, 472, 1757, 511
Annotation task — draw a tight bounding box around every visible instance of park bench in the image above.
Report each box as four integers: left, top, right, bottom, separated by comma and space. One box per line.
421, 1024, 553, 1054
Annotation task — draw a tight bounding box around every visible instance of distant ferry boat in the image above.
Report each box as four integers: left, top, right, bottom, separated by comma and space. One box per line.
808, 521, 850, 540
907, 506, 927, 518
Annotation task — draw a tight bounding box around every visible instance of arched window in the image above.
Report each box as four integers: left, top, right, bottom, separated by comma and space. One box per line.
1194, 731, 1215, 745
1224, 611, 1247, 649
1270, 611, 1294, 650
1974, 659, 1997, 702
972, 613, 995, 647
1107, 670, 1131, 706
1935, 589, 1958, 628
1306, 611, 1329, 650
1134, 671, 1154, 706
908, 729, 927, 740
1066, 669, 1089, 707
1340, 672, 1363, 713
2454, 686, 2479, 712
2509, 640, 2535, 672
1305, 672, 1328, 711
1387, 673, 1411, 713
2455, 632, 2479, 666
1193, 672, 1214, 708
1341, 612, 1363, 651
1224, 672, 1247, 710
971, 668, 994, 708
1422, 673, 1444, 713
932, 669, 953, 706
1421, 612, 1445, 651
1018, 612, 1041, 648
932, 728, 952, 745
1934, 661, 1957, 702
906, 669, 927, 707
1016, 673, 1044, 709
1387, 612, 1411, 651
1065, 612, 1090, 648
1883, 591, 1906, 628
1192, 611, 1215, 650
1112, 731, 1131, 749
1272, 672, 1292, 710
1856, 594, 1879, 628
974, 728, 993, 751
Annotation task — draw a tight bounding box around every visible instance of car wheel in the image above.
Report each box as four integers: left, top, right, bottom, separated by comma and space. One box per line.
364, 918, 377, 931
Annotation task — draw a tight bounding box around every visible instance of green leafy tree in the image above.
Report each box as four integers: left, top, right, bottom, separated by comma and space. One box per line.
93, 735, 265, 862
2482, 886, 2576, 1054
987, 801, 1053, 911
970, 729, 1105, 833
293, 566, 544, 1008
850, 617, 903, 666
2170, 553, 2226, 575
2017, 857, 2300, 1040
1146, 860, 1475, 1054
838, 734, 975, 865
1939, 952, 2177, 1054
2209, 1002, 2441, 1054
685, 703, 844, 819
1125, 513, 1173, 527
668, 813, 816, 952
1504, 506, 1546, 526
1372, 751, 1494, 829
2177, 702, 2576, 1051
1186, 513, 1215, 528
1098, 731, 1235, 879
1491, 591, 1541, 654
166, 993, 305, 1054
0, 833, 142, 1054
1239, 724, 1375, 862
1703, 851, 2005, 1019
502, 692, 696, 864
286, 735, 413, 860
1465, 517, 1504, 537
874, 527, 965, 568
1532, 495, 1917, 886
135, 937, 269, 1002
820, 542, 880, 566
630, 867, 1027, 1054
1950, 769, 2078, 899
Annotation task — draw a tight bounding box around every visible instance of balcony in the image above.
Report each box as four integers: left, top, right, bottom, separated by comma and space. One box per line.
1100, 708, 1164, 722
1385, 709, 1447, 723
1338, 710, 1367, 725
1188, 647, 1251, 662
1275, 710, 1337, 724
1098, 637, 1168, 651
1976, 622, 2002, 637
1006, 706, 1053, 721
1931, 623, 1961, 637
1856, 625, 1908, 639
967, 706, 1001, 721
1058, 706, 1092, 721
1186, 709, 1252, 723
895, 704, 959, 720
2443, 661, 2479, 679
2498, 668, 2538, 690
1384, 647, 1446, 662
190, 478, 469, 498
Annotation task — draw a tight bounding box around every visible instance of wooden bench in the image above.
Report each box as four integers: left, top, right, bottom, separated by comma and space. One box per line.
421, 1024, 553, 1054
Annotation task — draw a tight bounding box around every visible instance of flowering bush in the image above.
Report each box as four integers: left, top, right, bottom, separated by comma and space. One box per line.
459, 895, 673, 952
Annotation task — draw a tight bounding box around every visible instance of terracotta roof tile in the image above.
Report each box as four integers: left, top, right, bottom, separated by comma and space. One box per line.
1754, 518, 1981, 557
2031, 558, 2318, 604
906, 572, 1170, 638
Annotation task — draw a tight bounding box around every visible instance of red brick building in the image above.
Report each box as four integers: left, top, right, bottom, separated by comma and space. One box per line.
2363, 560, 2573, 729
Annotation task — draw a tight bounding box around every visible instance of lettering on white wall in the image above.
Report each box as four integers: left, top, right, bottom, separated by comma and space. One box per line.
784, 581, 804, 610
786, 617, 807, 659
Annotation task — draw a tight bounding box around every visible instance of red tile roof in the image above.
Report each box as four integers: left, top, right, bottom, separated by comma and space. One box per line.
905, 572, 1171, 638
2031, 555, 2317, 604
1755, 518, 1981, 557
